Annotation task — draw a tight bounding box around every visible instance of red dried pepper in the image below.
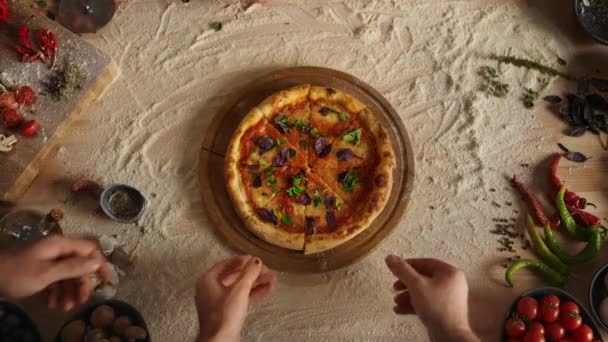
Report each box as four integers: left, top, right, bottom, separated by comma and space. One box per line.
16, 26, 46, 64
38, 30, 58, 69
512, 175, 549, 226
0, 0, 8, 21
549, 213, 561, 230
567, 205, 601, 226
548, 153, 586, 209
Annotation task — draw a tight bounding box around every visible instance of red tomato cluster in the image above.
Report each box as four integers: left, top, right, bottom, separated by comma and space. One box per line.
504, 295, 601, 342
0, 86, 40, 137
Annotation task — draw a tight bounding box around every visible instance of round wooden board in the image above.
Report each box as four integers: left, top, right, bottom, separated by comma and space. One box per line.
199, 67, 415, 273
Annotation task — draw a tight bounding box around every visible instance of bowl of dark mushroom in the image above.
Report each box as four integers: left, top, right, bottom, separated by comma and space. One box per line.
590, 263, 608, 332
55, 300, 150, 342
575, 0, 608, 44
0, 300, 43, 342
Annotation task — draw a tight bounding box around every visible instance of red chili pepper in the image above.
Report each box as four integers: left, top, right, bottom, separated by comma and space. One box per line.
567, 205, 601, 226
38, 30, 58, 69
512, 175, 549, 226
18, 26, 35, 50
0, 1, 8, 21
549, 213, 561, 230
548, 153, 586, 207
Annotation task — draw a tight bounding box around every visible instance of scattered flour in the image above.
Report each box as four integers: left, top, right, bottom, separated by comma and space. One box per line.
13, 0, 607, 341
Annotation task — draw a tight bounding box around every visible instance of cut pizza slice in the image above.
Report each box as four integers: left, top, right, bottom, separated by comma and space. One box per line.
241, 168, 310, 250
257, 84, 312, 162
232, 108, 308, 170
303, 171, 376, 255
308, 86, 366, 165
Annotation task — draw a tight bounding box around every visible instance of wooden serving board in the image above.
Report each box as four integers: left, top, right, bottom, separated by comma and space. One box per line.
0, 1, 117, 202
199, 67, 415, 273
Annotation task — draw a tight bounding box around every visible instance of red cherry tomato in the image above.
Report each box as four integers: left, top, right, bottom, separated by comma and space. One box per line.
523, 331, 545, 342
517, 296, 539, 321
1, 108, 22, 128
527, 321, 545, 335
15, 85, 36, 106
20, 120, 40, 137
545, 322, 565, 340
505, 318, 526, 338
540, 294, 560, 323
559, 308, 582, 331
570, 324, 593, 342
561, 301, 580, 314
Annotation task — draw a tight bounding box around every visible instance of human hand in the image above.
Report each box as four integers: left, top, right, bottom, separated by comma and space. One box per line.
195, 255, 278, 342
385, 255, 479, 342
0, 236, 108, 311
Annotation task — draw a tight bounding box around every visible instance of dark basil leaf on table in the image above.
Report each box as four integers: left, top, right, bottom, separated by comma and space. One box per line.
557, 143, 570, 153
257, 208, 278, 224
314, 137, 332, 157
586, 94, 606, 109
336, 148, 355, 162
255, 136, 275, 154
568, 126, 587, 137
564, 152, 590, 163
543, 95, 562, 104
577, 79, 589, 96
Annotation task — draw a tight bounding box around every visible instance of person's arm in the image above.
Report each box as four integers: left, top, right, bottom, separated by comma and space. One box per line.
195, 255, 278, 342
385, 255, 480, 342
0, 236, 108, 311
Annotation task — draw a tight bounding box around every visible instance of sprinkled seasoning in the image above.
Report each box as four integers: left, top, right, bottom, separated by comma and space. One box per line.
48, 62, 86, 101
108, 191, 140, 220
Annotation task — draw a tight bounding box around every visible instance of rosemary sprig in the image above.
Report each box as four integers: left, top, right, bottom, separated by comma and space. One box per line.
479, 66, 509, 98
489, 54, 574, 80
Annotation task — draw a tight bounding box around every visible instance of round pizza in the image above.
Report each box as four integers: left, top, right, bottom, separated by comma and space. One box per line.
225, 84, 395, 254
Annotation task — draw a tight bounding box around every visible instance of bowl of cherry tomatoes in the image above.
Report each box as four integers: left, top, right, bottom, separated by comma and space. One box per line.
503, 287, 603, 342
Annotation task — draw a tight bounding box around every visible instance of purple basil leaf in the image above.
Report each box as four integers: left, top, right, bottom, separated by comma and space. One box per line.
318, 106, 334, 116
577, 79, 589, 96
296, 192, 311, 205
557, 143, 570, 153
326, 210, 336, 226
305, 216, 317, 234
273, 115, 291, 134
590, 78, 608, 92
559, 105, 573, 124
244, 164, 260, 171
568, 126, 587, 137
338, 171, 348, 183
564, 151, 590, 163
272, 147, 291, 167
314, 137, 332, 158
324, 195, 335, 208
252, 175, 262, 188
255, 136, 275, 154
543, 95, 562, 104
336, 148, 355, 162
258, 208, 278, 224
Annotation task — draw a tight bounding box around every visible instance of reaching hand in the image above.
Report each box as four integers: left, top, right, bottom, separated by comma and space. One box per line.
0, 236, 108, 311
195, 255, 278, 342
385, 255, 479, 342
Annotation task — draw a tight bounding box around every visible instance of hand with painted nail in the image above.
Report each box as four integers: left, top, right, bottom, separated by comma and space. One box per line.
385, 255, 480, 342
195, 255, 278, 342
0, 236, 108, 311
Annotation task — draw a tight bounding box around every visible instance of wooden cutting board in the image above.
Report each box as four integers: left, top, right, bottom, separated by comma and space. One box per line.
199, 67, 415, 273
0, 1, 117, 201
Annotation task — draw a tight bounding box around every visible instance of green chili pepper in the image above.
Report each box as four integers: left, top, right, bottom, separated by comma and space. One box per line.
525, 215, 567, 274
544, 223, 601, 264
557, 184, 579, 239
505, 259, 566, 288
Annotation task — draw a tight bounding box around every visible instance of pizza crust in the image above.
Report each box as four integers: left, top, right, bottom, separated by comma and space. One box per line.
257, 84, 310, 119
241, 213, 305, 250
309, 86, 366, 114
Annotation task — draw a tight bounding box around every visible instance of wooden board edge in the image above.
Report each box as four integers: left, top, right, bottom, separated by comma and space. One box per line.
3, 62, 119, 202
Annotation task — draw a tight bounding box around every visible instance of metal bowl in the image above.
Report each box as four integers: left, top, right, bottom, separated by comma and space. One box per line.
0, 300, 43, 342
100, 184, 146, 224
502, 287, 604, 341
574, 0, 608, 45
54, 299, 151, 342
590, 263, 608, 332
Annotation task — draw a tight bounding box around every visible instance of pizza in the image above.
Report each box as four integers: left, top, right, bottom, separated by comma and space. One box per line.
225, 84, 395, 254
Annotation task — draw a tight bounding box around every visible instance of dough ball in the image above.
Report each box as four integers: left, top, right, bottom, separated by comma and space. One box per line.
90, 305, 115, 328
113, 316, 132, 336
61, 320, 86, 342
124, 326, 147, 340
